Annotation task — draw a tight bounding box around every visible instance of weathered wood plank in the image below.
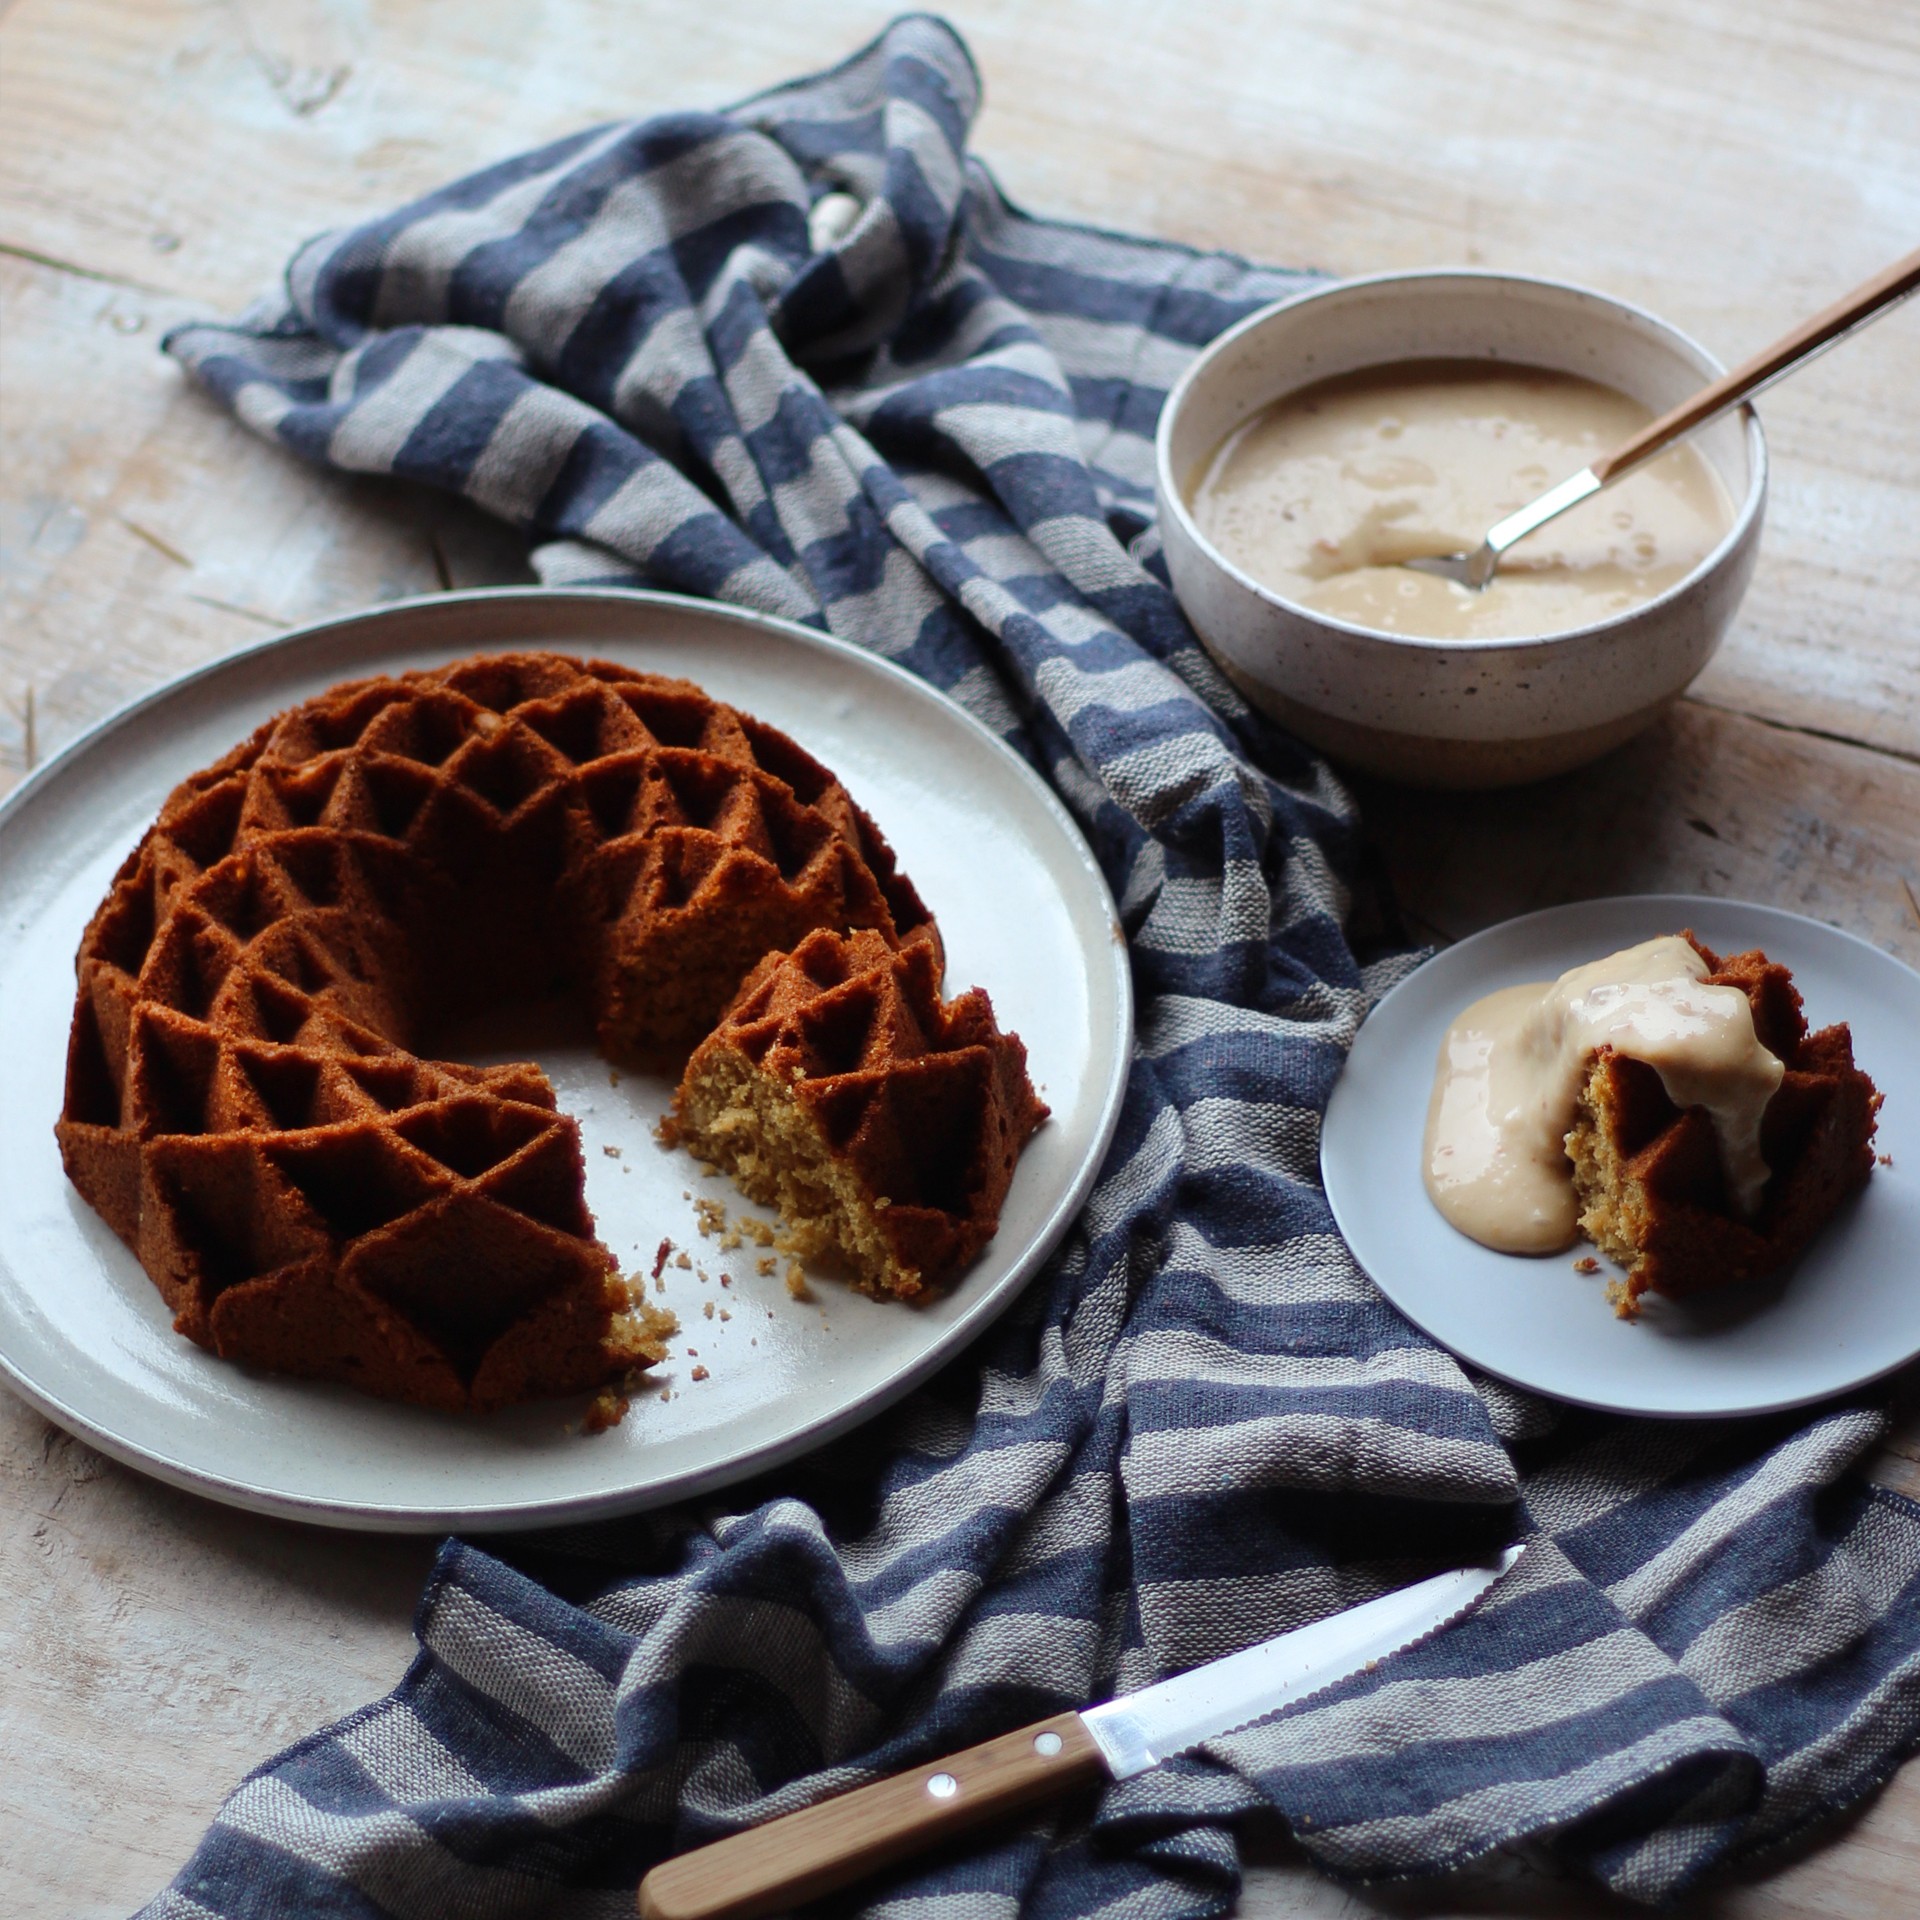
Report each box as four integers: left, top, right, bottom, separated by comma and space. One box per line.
0, 1393, 435, 1919
2, 3, 1918, 1917
1, 0, 1914, 760
1356, 698, 1920, 968
0, 252, 530, 789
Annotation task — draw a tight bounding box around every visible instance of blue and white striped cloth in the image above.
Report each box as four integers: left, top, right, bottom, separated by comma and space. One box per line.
152, 16, 1920, 1916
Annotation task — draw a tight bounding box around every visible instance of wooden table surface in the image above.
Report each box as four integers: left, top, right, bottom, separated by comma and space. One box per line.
3, 3, 1917, 1914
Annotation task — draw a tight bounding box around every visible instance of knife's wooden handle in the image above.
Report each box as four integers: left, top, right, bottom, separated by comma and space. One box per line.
636, 1710, 1104, 1920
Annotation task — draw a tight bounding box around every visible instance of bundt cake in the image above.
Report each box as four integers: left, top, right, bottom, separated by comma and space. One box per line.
669, 928, 1049, 1300
1567, 934, 1882, 1314
1424, 929, 1881, 1312
53, 650, 1018, 1416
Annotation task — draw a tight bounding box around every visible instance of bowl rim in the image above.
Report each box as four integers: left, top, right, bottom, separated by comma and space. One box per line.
1154, 265, 1770, 656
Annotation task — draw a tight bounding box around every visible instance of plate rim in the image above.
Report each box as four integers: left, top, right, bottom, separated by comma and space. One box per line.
1323, 892, 1918, 1420
0, 586, 1134, 1529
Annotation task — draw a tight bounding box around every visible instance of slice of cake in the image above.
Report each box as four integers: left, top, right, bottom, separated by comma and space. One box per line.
668, 928, 1048, 1300
1565, 935, 1881, 1314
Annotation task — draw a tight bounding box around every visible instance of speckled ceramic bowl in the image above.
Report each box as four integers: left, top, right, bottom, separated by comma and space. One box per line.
1156, 270, 1767, 789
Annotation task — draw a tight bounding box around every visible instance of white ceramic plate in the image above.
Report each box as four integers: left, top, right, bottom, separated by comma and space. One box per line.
0, 590, 1131, 1529
1323, 896, 1919, 1417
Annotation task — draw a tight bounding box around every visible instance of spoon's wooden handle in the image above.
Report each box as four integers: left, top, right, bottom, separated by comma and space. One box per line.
635, 1710, 1105, 1920
1591, 243, 1920, 482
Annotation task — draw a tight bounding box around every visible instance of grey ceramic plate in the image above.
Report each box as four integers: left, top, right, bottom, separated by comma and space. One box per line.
0, 590, 1131, 1529
1323, 895, 1918, 1417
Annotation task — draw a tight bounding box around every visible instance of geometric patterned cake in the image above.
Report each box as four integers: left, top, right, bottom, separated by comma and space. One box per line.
671, 927, 1049, 1300
1568, 934, 1882, 1314
56, 652, 941, 1414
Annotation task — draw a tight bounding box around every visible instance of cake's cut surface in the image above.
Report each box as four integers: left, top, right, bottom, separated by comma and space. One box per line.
1565, 934, 1882, 1313
670, 928, 1048, 1300
57, 652, 935, 1414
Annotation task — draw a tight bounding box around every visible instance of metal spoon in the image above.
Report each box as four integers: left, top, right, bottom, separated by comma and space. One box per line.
1402, 243, 1920, 591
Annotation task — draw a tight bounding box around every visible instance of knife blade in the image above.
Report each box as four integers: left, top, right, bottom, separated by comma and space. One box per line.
636, 1543, 1523, 1920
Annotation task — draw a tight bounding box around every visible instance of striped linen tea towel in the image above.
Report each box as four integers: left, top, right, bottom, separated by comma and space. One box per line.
149, 15, 1920, 1917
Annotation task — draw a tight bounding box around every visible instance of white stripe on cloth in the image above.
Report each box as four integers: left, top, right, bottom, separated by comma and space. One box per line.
1133, 864, 1273, 956
1118, 1328, 1478, 1399
421, 1580, 618, 1774
1680, 1489, 1920, 1702
501, 133, 810, 362
1738, 1629, 1920, 1832
1137, 988, 1370, 1057
941, 1609, 1102, 1692
219, 1772, 556, 1918
1255, 1714, 1750, 1882
324, 330, 522, 472
1034, 652, 1206, 731
1124, 1411, 1514, 1504
1604, 1411, 1887, 1622
357, 125, 639, 330
1171, 1094, 1322, 1177
1155, 1223, 1379, 1304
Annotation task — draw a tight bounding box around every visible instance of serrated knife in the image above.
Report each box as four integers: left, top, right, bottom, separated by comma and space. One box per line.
637, 1543, 1523, 1920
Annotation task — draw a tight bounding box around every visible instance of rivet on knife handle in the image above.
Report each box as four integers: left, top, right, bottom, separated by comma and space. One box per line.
636, 1709, 1105, 1920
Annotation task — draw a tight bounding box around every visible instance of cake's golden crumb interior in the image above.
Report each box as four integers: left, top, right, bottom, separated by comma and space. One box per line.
607, 1294, 679, 1368
674, 1046, 923, 1299
1568, 1056, 1642, 1263
1567, 1055, 1655, 1315
583, 1388, 629, 1434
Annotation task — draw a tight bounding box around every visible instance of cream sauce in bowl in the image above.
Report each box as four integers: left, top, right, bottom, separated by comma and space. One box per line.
1189, 360, 1734, 641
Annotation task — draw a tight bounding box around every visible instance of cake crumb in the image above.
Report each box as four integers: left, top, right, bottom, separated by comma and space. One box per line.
741, 1217, 776, 1247
1605, 1279, 1640, 1319
1879, 1152, 1894, 1167
651, 1238, 673, 1280
703, 1300, 715, 1320
654, 1275, 667, 1293
757, 1256, 776, 1277
675, 1252, 691, 1270
1573, 1256, 1601, 1274
785, 1261, 813, 1302
720, 1230, 742, 1251
583, 1389, 629, 1433
719, 1307, 731, 1321
603, 1144, 622, 1159
691, 1365, 709, 1382
694, 1197, 727, 1237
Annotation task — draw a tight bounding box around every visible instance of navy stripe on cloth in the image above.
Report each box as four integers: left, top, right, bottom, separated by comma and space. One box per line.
150, 13, 1920, 1918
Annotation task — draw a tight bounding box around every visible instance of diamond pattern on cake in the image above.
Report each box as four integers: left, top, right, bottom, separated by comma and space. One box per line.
672, 927, 1047, 1301
57, 653, 939, 1413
